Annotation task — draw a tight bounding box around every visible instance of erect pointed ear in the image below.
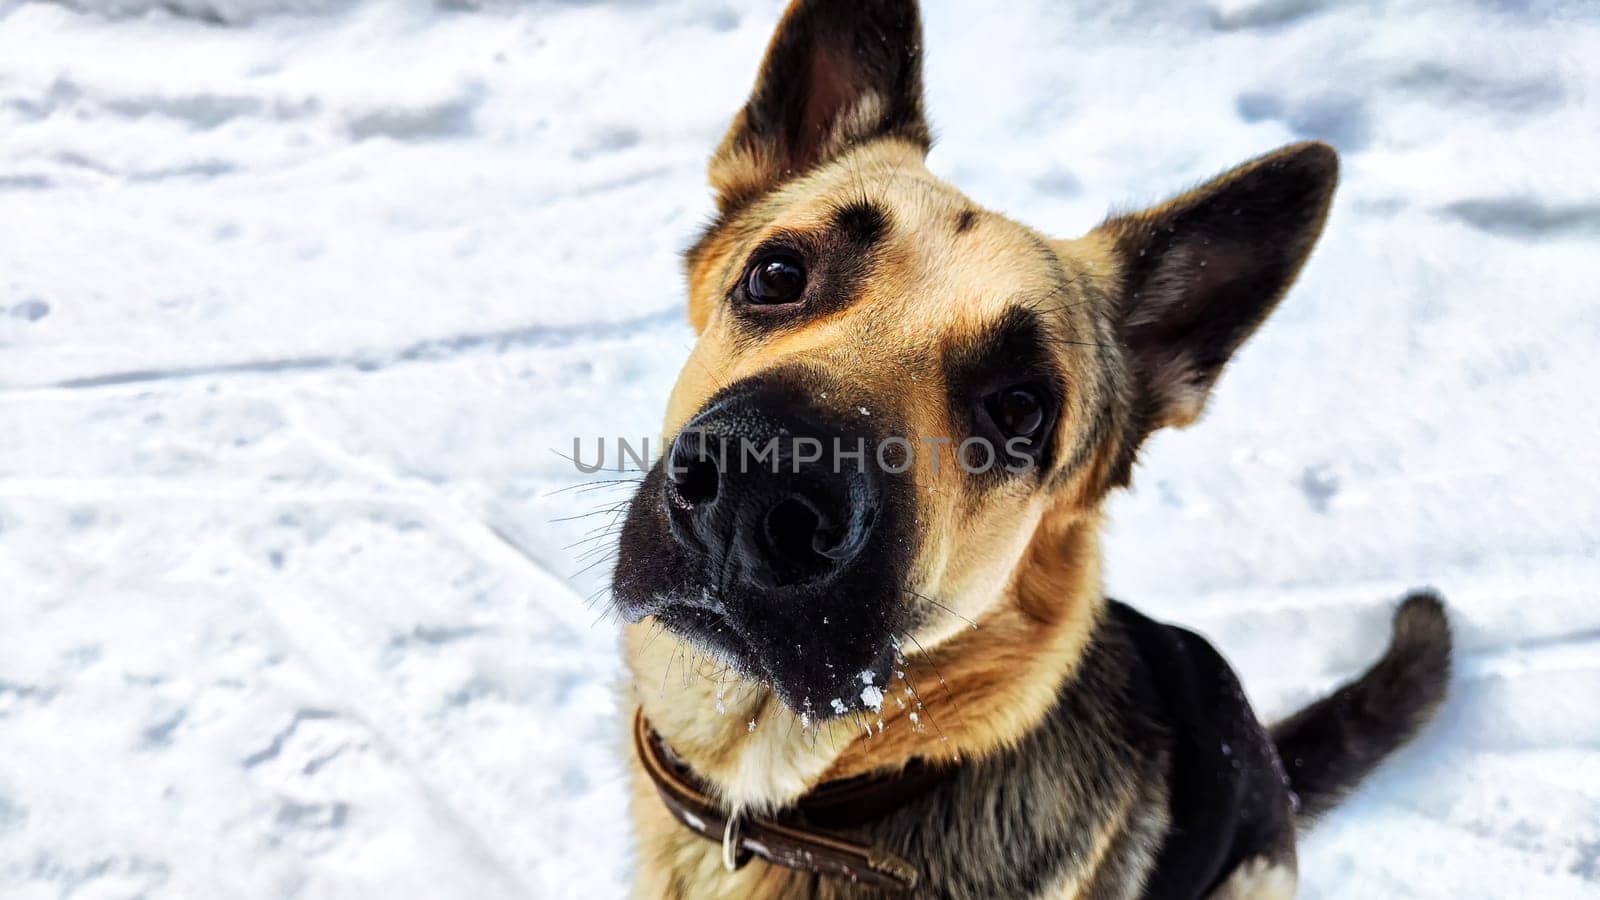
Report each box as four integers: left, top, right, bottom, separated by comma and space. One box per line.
709, 0, 929, 213
1097, 142, 1339, 439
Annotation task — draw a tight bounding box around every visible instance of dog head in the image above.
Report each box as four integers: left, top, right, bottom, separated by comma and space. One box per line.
613, 0, 1336, 718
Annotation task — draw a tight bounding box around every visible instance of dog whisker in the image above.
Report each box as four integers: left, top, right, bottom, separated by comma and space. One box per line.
568, 549, 620, 581
591, 599, 620, 630
583, 580, 614, 603
572, 539, 620, 564
680, 341, 731, 396
900, 630, 962, 721
541, 477, 645, 499
898, 669, 949, 744
572, 530, 622, 554
901, 588, 979, 630
548, 501, 632, 524
638, 619, 669, 653
659, 638, 687, 696
546, 446, 647, 475
561, 527, 623, 552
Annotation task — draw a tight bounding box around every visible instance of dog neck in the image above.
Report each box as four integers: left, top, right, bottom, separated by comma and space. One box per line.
622, 507, 1105, 813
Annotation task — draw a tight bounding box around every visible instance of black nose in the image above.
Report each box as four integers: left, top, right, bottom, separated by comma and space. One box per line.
664, 396, 878, 589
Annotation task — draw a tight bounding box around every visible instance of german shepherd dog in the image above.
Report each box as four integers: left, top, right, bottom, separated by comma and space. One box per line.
610, 1, 1451, 896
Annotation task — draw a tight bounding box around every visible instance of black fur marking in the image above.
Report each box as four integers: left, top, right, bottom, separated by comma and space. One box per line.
728, 202, 894, 338
1055, 395, 1113, 491
953, 208, 978, 234
1117, 605, 1297, 897
832, 200, 889, 249
941, 306, 1064, 485
716, 0, 930, 211
1100, 391, 1156, 493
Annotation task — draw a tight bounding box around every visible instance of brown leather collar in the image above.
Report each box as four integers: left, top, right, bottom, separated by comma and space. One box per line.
633, 709, 953, 892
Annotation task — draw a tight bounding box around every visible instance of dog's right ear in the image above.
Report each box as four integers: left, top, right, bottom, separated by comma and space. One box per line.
1088, 141, 1338, 488
710, 0, 930, 213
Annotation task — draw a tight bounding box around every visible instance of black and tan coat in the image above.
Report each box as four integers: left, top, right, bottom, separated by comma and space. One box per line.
609, 2, 1451, 897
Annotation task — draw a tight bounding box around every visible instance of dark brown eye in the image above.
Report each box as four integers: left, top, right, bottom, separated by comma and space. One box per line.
746, 254, 806, 305
986, 387, 1045, 439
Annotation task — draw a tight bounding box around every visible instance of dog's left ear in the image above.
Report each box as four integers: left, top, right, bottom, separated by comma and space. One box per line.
1095, 142, 1338, 437
709, 0, 929, 213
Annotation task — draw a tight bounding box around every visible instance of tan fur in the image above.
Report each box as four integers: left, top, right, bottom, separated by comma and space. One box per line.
1037, 783, 1147, 900
1207, 858, 1298, 900
633, 139, 1125, 784
622, 7, 1335, 891
627, 136, 1148, 894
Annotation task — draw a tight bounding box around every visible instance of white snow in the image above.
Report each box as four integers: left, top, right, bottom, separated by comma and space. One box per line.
2, 0, 1598, 897
860, 670, 884, 711
859, 686, 882, 712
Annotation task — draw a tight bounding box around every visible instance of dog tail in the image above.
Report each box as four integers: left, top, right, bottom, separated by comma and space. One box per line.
1271, 589, 1452, 827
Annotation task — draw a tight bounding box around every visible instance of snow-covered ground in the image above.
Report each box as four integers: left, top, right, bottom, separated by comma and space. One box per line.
2, 0, 1597, 896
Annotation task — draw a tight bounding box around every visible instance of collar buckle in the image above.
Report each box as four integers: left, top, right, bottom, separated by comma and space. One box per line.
721, 810, 746, 872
